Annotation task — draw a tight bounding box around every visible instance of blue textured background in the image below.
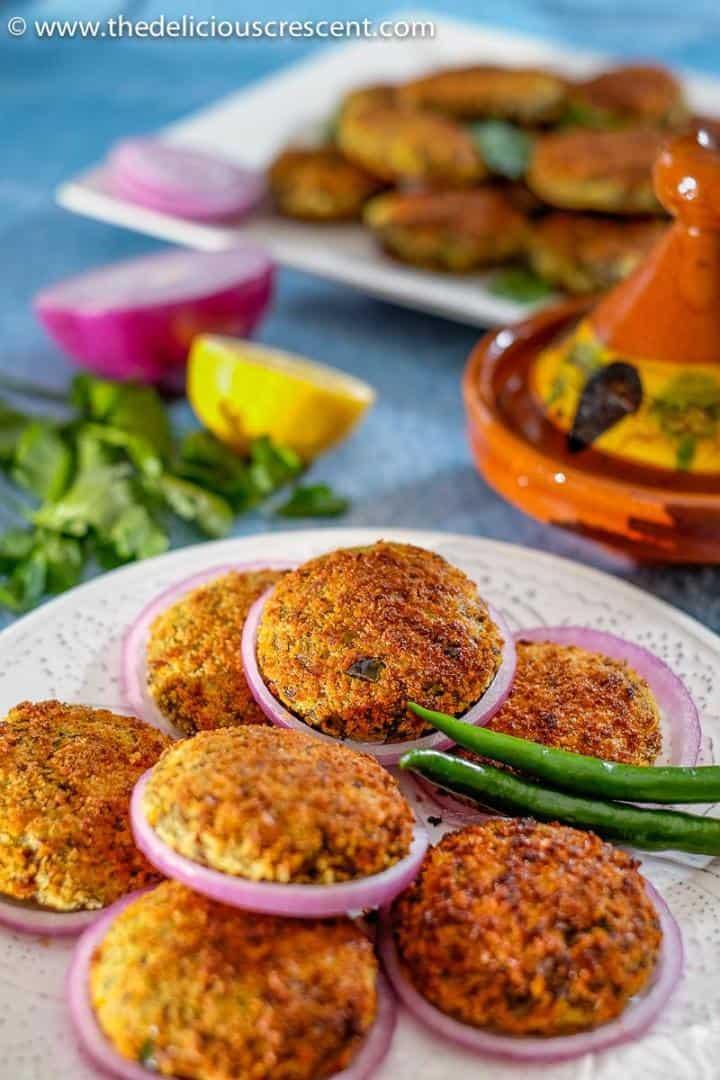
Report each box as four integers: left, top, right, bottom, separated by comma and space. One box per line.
2, 1, 720, 632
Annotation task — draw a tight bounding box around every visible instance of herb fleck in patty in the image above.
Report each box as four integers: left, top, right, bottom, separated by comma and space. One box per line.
256, 541, 503, 743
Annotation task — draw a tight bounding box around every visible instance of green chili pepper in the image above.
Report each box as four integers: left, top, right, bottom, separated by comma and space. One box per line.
408, 701, 720, 804
400, 748, 720, 855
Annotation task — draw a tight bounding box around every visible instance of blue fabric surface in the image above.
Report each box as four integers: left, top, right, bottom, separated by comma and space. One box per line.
2, 2, 720, 633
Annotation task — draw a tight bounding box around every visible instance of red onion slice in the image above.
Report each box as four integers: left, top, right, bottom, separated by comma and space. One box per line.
108, 138, 265, 221
69, 890, 397, 1080
409, 623, 702, 823
131, 772, 427, 917
241, 589, 517, 766
121, 561, 297, 737
517, 626, 701, 767
378, 880, 682, 1063
0, 897, 102, 938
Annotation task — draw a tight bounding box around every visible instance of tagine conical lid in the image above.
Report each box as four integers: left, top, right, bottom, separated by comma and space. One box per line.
589, 130, 720, 366
529, 128, 720, 474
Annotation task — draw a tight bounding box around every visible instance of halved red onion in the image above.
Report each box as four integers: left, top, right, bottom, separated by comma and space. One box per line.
241, 589, 517, 766
518, 626, 701, 767
378, 880, 682, 1063
108, 138, 265, 221
69, 888, 396, 1080
131, 772, 427, 917
34, 247, 274, 385
121, 561, 297, 737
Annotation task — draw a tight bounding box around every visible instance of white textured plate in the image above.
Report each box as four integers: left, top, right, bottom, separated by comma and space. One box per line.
1, 527, 719, 1079
56, 14, 720, 329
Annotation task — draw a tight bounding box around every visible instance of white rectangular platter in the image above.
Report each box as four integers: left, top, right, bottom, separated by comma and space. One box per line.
56, 14, 720, 327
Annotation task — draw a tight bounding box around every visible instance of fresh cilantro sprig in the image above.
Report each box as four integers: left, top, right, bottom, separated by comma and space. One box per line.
0, 373, 349, 612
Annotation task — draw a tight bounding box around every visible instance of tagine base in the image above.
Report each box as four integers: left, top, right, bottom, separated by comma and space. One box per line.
464, 300, 720, 564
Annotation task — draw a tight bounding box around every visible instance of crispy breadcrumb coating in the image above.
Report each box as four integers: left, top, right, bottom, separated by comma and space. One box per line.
479, 639, 662, 765
146, 568, 285, 734
142, 726, 414, 883
256, 542, 503, 743
391, 819, 662, 1037
0, 701, 170, 911
90, 881, 377, 1080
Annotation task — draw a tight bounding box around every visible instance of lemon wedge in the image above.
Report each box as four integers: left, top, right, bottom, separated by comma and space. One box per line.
187, 336, 376, 461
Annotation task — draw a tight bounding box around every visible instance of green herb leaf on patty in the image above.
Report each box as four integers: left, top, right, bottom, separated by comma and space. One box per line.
470, 120, 533, 180
488, 267, 555, 304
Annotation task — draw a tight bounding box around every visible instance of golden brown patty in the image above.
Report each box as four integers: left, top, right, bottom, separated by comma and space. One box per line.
364, 188, 529, 272
391, 819, 661, 1037
569, 65, 687, 130
476, 639, 662, 764
528, 212, 666, 294
142, 726, 414, 883
90, 881, 377, 1080
337, 102, 486, 187
397, 65, 568, 124
146, 568, 285, 735
256, 541, 503, 743
268, 147, 383, 221
527, 128, 666, 214
0, 701, 170, 911
338, 83, 397, 121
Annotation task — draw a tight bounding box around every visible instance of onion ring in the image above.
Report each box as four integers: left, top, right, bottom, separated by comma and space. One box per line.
121, 561, 297, 737
378, 880, 682, 1063
241, 587, 517, 766
68, 889, 397, 1080
517, 626, 701, 767
108, 138, 265, 222
408, 624, 702, 823
0, 897, 101, 938
131, 772, 428, 917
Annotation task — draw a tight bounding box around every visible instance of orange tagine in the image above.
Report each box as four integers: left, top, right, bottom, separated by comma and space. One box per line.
464, 129, 720, 562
